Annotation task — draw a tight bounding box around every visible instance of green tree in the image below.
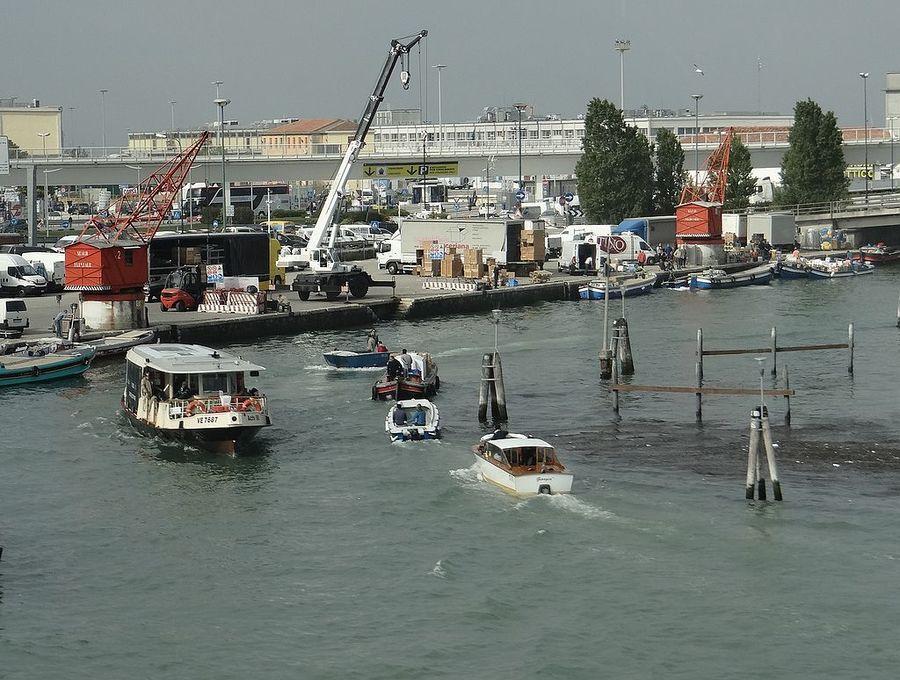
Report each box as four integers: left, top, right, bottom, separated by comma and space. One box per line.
576, 98, 653, 222
652, 128, 685, 214
778, 99, 848, 205
723, 136, 757, 210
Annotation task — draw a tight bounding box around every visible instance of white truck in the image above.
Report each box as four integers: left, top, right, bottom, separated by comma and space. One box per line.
0, 298, 29, 336
558, 232, 656, 272
0, 253, 47, 296
377, 218, 516, 275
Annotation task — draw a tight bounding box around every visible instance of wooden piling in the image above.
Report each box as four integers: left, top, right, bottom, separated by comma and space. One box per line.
613, 318, 635, 375
770, 326, 778, 376
746, 410, 761, 499
599, 349, 613, 380
896, 290, 900, 328
478, 352, 492, 423
760, 413, 783, 501
783, 365, 791, 427
696, 328, 704, 381
491, 352, 509, 423
695, 360, 703, 423
848, 322, 854, 375
611, 335, 620, 416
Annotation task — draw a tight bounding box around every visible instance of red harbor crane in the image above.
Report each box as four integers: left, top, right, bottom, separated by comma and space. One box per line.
676, 127, 733, 244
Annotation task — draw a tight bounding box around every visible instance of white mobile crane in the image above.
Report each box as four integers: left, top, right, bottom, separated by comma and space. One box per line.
291, 30, 428, 301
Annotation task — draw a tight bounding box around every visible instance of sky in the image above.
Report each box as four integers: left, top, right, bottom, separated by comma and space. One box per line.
4, 0, 899, 147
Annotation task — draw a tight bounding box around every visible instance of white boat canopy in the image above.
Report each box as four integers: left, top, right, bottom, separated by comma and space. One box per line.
126, 344, 266, 375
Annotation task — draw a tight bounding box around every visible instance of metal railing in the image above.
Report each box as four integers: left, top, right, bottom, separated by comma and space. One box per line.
167, 395, 268, 417
727, 191, 900, 218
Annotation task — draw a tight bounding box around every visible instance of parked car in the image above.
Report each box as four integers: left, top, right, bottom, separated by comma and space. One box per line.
47, 211, 74, 228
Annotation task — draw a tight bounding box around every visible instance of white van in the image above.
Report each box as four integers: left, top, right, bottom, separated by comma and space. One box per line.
0, 298, 29, 333
0, 254, 47, 296
22, 250, 65, 291
558, 232, 656, 272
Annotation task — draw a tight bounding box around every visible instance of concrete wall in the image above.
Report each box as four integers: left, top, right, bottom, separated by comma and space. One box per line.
401, 281, 578, 319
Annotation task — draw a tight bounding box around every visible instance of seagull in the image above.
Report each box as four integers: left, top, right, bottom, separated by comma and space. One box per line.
693, 63, 705, 76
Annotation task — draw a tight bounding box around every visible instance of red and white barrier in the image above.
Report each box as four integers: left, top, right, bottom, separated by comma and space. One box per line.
198, 289, 266, 315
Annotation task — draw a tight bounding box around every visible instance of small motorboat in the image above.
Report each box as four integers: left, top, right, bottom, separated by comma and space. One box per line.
372, 352, 440, 400
777, 258, 810, 280
385, 399, 441, 441
0, 341, 95, 387
90, 328, 157, 359
807, 258, 875, 279
858, 243, 900, 264
578, 273, 655, 300
689, 263, 774, 289
323, 349, 390, 369
472, 431, 573, 496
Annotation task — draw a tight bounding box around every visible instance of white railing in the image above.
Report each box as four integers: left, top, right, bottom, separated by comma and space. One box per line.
167, 395, 268, 418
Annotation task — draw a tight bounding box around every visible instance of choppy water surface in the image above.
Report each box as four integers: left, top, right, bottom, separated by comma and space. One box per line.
3, 273, 900, 679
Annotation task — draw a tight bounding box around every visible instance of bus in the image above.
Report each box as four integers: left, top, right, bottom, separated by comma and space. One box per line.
146, 232, 285, 300
183, 182, 294, 219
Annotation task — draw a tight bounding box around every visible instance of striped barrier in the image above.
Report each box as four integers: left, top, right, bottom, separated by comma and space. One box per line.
422, 280, 480, 292
198, 290, 266, 315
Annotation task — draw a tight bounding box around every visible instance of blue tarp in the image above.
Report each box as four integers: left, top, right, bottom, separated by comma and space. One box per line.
614, 219, 648, 240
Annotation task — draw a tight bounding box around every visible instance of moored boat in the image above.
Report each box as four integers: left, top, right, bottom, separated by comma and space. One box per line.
385, 399, 441, 441
777, 259, 810, 279
372, 352, 440, 400
807, 258, 875, 279
323, 349, 390, 369
122, 344, 271, 454
858, 244, 900, 264
90, 328, 157, 359
472, 431, 573, 496
689, 263, 774, 290
0, 341, 94, 387
578, 273, 655, 300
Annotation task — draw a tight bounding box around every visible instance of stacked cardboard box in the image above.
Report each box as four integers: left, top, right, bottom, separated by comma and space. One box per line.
440, 253, 463, 278
519, 228, 546, 262
463, 248, 485, 279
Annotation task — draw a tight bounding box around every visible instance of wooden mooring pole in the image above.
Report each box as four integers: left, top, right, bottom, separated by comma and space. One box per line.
783, 365, 792, 427
848, 322, 854, 375
613, 318, 635, 375
896, 290, 900, 328
760, 409, 783, 501
478, 352, 492, 423
696, 328, 704, 381
611, 331, 620, 416
492, 352, 508, 423
745, 408, 761, 500
770, 326, 778, 376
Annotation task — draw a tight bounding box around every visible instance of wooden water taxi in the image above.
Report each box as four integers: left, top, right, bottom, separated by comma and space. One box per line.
472, 431, 573, 496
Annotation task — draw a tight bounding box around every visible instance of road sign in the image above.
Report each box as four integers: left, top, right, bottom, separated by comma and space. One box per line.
564, 192, 574, 202
515, 190, 526, 201
453, 198, 461, 213
212, 220, 219, 228
362, 161, 459, 178
226, 204, 235, 218
0, 137, 8, 175
370, 220, 380, 229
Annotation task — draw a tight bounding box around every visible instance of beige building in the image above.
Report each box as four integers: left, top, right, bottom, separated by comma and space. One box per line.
261, 119, 356, 156
0, 103, 63, 155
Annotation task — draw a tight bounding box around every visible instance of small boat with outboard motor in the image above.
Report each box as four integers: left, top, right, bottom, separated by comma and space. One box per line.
323, 349, 390, 369
122, 343, 271, 454
689, 263, 774, 290
385, 399, 441, 441
578, 272, 655, 300
372, 351, 440, 400
858, 243, 900, 264
0, 339, 95, 387
472, 430, 573, 496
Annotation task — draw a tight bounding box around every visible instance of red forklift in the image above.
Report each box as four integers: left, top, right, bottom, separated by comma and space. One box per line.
159, 265, 205, 312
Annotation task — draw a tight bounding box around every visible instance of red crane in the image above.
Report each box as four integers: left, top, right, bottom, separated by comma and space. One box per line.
66, 132, 210, 296
679, 127, 733, 205
675, 127, 734, 244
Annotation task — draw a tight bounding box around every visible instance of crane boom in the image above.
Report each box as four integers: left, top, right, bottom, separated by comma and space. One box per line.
305, 30, 427, 271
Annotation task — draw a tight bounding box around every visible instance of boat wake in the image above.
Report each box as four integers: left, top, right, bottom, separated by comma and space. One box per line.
304, 364, 383, 372
448, 464, 482, 488
429, 559, 447, 579
540, 493, 618, 521
434, 346, 478, 358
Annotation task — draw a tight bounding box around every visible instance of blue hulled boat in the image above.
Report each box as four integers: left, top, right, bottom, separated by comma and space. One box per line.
689, 264, 774, 290
578, 275, 655, 300
0, 342, 95, 387
323, 349, 391, 369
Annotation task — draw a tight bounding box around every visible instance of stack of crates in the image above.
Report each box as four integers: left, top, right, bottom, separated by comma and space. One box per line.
463, 248, 485, 279
440, 248, 464, 278
519, 227, 546, 262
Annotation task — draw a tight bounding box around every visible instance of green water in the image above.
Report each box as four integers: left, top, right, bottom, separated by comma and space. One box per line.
2, 273, 900, 678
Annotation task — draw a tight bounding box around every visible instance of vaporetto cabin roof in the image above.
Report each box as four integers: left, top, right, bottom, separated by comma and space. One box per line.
126, 344, 266, 375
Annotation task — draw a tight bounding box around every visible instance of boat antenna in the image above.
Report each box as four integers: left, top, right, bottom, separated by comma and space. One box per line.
491, 309, 502, 353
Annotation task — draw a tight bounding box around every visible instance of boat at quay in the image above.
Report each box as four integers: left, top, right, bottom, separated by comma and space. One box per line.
578, 272, 655, 300
689, 263, 774, 290
807, 258, 875, 279
0, 340, 94, 387
858, 244, 900, 264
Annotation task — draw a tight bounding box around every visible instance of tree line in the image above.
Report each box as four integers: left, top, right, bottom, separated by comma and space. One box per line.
576, 97, 847, 223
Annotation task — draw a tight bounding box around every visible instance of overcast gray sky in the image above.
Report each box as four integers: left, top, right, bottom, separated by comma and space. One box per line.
5, 0, 898, 146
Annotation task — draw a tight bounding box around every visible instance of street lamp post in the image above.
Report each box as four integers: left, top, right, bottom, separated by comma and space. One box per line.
169, 100, 177, 133
889, 116, 897, 192
99, 89, 108, 150
691, 94, 704, 185
483, 155, 494, 216
614, 39, 631, 113
514, 103, 528, 204
215, 98, 231, 225
859, 72, 870, 203
212, 81, 224, 147
432, 64, 446, 153
38, 132, 50, 234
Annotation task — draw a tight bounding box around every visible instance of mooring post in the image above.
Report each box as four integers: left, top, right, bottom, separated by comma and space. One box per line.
695, 360, 703, 423
746, 408, 761, 500
896, 290, 900, 328
770, 326, 778, 376
757, 421, 767, 501
613, 318, 635, 375
760, 409, 783, 501
696, 328, 704, 381
611, 332, 620, 416
848, 322, 854, 375
620, 282, 626, 319
478, 352, 492, 423
492, 351, 509, 423
783, 365, 791, 427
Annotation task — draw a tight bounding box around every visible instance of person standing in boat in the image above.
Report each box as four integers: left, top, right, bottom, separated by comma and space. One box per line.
386, 354, 403, 381
366, 330, 379, 352
398, 349, 413, 375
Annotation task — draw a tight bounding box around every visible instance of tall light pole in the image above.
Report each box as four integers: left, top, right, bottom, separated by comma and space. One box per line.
212, 81, 223, 148
514, 103, 528, 203
859, 72, 870, 203
169, 100, 177, 133
889, 116, 897, 192
432, 64, 446, 153
483, 155, 494, 216
65, 106, 76, 150
614, 39, 631, 113
215, 98, 231, 225
156, 132, 184, 231
691, 94, 703, 184
756, 57, 765, 115
38, 132, 50, 234
99, 89, 108, 149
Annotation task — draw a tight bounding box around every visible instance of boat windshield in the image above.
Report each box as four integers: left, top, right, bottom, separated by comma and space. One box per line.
486, 443, 558, 468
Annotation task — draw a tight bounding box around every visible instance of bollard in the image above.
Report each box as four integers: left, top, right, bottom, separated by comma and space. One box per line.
491, 352, 509, 423
848, 322, 854, 375
613, 318, 635, 375
599, 349, 613, 380
746, 409, 761, 499
760, 411, 783, 501
611, 334, 620, 416
696, 328, 704, 381
770, 326, 778, 376
783, 365, 791, 427
478, 353, 492, 423
695, 360, 703, 423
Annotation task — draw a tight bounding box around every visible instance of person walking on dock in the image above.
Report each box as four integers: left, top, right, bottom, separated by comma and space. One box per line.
674, 244, 686, 269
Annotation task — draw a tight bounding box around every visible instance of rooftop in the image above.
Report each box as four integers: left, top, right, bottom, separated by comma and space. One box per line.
128, 344, 266, 374
266, 118, 357, 135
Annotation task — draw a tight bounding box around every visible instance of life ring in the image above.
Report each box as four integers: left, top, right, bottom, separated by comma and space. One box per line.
238, 398, 262, 412
186, 400, 206, 415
